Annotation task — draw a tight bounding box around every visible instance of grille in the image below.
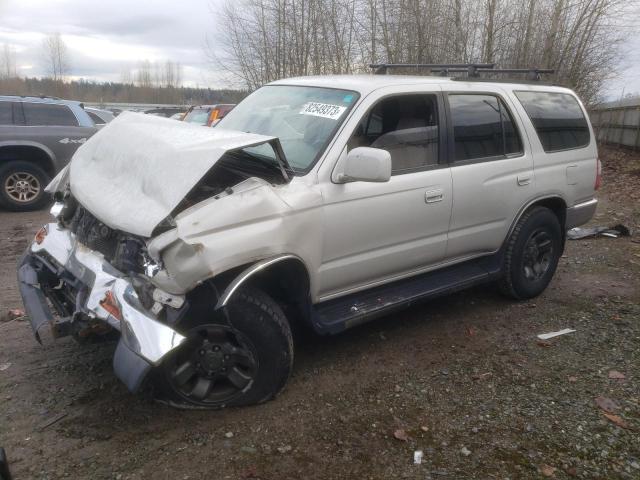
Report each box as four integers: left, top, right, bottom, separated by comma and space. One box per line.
69, 206, 120, 261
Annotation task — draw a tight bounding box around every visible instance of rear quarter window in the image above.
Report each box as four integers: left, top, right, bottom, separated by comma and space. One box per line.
23, 103, 79, 127
87, 111, 105, 124
514, 91, 590, 152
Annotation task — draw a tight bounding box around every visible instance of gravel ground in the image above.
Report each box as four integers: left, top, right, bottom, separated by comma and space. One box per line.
0, 146, 638, 480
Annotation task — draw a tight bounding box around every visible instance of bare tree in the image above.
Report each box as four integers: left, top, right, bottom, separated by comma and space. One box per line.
210, 0, 634, 104
135, 60, 153, 88
0, 44, 17, 79
42, 33, 70, 81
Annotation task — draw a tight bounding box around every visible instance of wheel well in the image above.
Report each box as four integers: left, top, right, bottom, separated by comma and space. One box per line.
245, 259, 312, 328
207, 258, 312, 331
518, 196, 568, 252
0, 145, 56, 178
527, 196, 567, 230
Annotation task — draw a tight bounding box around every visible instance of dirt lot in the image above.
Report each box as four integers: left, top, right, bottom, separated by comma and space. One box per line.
1, 146, 639, 480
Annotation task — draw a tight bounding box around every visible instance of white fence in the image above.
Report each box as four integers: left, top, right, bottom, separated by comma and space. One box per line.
590, 104, 640, 149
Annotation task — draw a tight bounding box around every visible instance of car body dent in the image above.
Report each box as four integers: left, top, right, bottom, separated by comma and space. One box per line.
149, 177, 323, 297
69, 112, 282, 237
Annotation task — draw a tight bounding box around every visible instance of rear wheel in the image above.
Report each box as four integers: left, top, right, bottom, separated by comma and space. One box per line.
500, 207, 562, 300
0, 161, 51, 211
156, 286, 293, 409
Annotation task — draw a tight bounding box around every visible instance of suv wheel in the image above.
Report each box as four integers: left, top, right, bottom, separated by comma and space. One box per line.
156, 286, 293, 409
500, 206, 562, 300
0, 161, 51, 211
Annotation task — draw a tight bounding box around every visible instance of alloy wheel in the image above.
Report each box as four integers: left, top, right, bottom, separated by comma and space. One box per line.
522, 229, 553, 281
166, 324, 259, 405
4, 172, 41, 203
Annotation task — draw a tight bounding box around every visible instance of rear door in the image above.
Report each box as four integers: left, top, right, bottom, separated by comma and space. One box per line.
444, 87, 534, 260
18, 102, 96, 167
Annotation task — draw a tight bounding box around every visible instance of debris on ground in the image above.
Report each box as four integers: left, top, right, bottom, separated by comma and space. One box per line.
540, 464, 557, 477
567, 224, 631, 240
608, 370, 626, 380
465, 326, 477, 337
1, 308, 25, 323
36, 413, 68, 432
276, 445, 292, 454
594, 396, 620, 414
603, 413, 631, 429
224, 431, 234, 439
460, 446, 471, 457
393, 429, 409, 441
537, 328, 576, 340
0, 363, 11, 372
413, 450, 423, 465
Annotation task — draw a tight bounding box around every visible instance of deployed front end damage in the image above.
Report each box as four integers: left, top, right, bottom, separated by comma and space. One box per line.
17, 112, 317, 395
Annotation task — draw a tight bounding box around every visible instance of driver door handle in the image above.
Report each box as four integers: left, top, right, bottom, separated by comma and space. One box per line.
425, 189, 444, 204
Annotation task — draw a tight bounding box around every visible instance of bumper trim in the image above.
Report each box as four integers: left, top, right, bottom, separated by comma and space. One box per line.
113, 339, 152, 392
566, 198, 598, 229
17, 256, 54, 344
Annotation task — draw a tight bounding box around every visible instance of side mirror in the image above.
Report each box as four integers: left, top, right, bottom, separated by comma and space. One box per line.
336, 147, 391, 183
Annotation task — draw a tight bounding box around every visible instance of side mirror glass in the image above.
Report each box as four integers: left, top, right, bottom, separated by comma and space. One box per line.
336, 147, 391, 183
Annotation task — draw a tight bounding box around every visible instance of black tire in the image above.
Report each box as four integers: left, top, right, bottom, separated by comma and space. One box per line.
499, 206, 562, 300
155, 286, 294, 409
0, 161, 51, 211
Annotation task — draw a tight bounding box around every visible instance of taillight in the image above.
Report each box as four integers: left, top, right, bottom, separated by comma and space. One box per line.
594, 158, 602, 190
207, 109, 220, 126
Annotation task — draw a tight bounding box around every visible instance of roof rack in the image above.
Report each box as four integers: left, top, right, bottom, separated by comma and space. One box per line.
369, 63, 554, 81
369, 63, 495, 76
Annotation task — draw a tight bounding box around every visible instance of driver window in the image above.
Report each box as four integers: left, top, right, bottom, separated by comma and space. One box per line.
348, 94, 439, 174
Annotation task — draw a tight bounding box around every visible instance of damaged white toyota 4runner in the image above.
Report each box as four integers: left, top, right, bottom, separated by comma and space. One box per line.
18, 74, 599, 408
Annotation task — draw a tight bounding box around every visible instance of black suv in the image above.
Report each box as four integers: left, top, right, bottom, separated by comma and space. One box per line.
0, 96, 97, 211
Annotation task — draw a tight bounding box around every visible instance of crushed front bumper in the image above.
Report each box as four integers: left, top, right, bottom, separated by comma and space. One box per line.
17, 223, 186, 392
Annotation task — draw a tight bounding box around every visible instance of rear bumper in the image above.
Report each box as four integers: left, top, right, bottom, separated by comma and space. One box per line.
566, 198, 598, 229
17, 223, 186, 391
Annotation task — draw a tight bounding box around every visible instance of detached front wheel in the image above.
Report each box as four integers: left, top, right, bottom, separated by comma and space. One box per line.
156, 286, 293, 409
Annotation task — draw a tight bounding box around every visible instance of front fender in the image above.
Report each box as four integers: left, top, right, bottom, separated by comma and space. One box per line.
148, 179, 323, 298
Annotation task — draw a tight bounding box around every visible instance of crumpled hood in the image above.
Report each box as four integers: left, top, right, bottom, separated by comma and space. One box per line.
69, 111, 277, 237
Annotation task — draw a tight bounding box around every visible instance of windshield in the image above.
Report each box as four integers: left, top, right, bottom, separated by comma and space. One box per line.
183, 108, 210, 125
217, 85, 359, 172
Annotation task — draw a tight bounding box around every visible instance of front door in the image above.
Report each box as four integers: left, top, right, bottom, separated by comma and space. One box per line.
317, 92, 452, 300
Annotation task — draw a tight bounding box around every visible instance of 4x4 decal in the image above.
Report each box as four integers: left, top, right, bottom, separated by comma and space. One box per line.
59, 137, 87, 145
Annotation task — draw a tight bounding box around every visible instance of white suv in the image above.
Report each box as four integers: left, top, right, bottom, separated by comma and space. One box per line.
18, 73, 599, 408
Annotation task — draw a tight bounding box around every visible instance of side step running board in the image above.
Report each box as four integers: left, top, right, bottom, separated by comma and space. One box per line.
311, 256, 502, 334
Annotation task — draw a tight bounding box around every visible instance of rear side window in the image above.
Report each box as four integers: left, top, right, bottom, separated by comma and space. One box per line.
449, 94, 522, 162
23, 103, 79, 127
514, 91, 590, 152
0, 101, 12, 125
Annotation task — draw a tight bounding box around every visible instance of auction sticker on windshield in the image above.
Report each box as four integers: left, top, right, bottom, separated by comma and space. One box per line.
300, 102, 347, 120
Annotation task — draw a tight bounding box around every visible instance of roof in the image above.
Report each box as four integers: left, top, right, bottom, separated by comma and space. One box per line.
269, 74, 574, 96
0, 95, 83, 107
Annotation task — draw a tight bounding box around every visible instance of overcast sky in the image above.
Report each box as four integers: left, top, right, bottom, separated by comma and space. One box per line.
0, 0, 638, 98
0, 0, 225, 88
